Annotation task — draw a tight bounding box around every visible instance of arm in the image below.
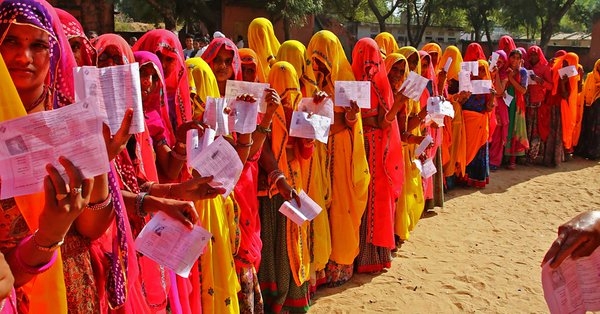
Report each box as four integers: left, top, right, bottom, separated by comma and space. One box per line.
379, 90, 408, 129
507, 68, 527, 95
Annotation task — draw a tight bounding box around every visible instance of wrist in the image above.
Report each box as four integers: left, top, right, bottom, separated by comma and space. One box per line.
32, 229, 65, 252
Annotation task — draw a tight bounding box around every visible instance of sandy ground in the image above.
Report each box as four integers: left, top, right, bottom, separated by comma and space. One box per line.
309, 157, 600, 314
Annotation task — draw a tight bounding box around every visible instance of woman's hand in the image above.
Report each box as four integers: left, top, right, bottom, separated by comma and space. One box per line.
154, 198, 199, 230
0, 253, 14, 300
275, 177, 301, 206
37, 157, 94, 246
345, 100, 360, 120
104, 108, 133, 161
542, 211, 600, 268
237, 93, 257, 103
263, 88, 281, 116
169, 175, 226, 201
175, 120, 205, 144
313, 91, 328, 104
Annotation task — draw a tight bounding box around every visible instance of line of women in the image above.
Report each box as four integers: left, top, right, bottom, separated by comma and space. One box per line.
0, 1, 599, 313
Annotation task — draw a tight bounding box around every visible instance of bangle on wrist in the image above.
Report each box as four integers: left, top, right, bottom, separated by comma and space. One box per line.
140, 181, 155, 194
384, 112, 395, 123
13, 235, 58, 274
135, 192, 148, 217
32, 230, 64, 252
345, 112, 357, 122
267, 169, 284, 187
256, 125, 272, 134
237, 138, 254, 148
85, 194, 113, 211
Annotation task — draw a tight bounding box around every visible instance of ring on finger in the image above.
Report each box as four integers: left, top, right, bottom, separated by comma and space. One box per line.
56, 193, 68, 201
71, 187, 82, 196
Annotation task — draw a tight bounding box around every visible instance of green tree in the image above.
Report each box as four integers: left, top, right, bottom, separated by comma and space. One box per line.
266, 0, 323, 40
367, 0, 402, 32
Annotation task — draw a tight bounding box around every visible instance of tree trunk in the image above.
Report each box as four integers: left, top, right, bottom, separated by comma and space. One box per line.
539, 0, 577, 52
283, 16, 291, 40
144, 0, 177, 31
482, 12, 493, 52
368, 0, 387, 32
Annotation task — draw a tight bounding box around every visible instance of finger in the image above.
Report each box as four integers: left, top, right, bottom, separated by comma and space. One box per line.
80, 178, 94, 205
192, 175, 215, 185
542, 239, 563, 266
550, 234, 588, 268
43, 175, 58, 207
292, 190, 301, 207
184, 202, 199, 225
46, 163, 68, 195
58, 156, 83, 196
117, 109, 134, 137
571, 238, 598, 259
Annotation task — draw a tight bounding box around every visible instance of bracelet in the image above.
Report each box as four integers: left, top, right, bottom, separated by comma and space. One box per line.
237, 138, 254, 148
85, 194, 112, 211
256, 125, 272, 134
170, 149, 187, 161
271, 174, 286, 189
135, 192, 148, 217
345, 112, 357, 122
139, 181, 155, 194
13, 235, 58, 275
267, 169, 284, 187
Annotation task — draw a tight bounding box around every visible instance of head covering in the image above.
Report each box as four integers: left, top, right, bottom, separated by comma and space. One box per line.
498, 35, 516, 56
186, 57, 220, 120
276, 40, 318, 97
552, 52, 580, 150
554, 50, 567, 58
238, 48, 261, 82
527, 45, 548, 67
352, 37, 393, 111
201, 37, 242, 82
517, 47, 530, 69
94, 33, 135, 66
55, 8, 96, 66
437, 45, 463, 80
419, 50, 437, 96
384, 53, 409, 81
583, 59, 600, 105
306, 30, 355, 95
422, 42, 442, 68
464, 43, 486, 62
374, 32, 399, 58
494, 49, 509, 80
0, 0, 76, 109
133, 29, 191, 126
213, 31, 225, 38
396, 46, 421, 75
134, 51, 175, 145
247, 17, 281, 83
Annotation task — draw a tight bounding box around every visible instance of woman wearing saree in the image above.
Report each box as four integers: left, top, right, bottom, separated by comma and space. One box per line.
306, 30, 370, 286
257, 61, 313, 313
374, 32, 399, 58
352, 38, 404, 272
133, 29, 192, 138
461, 61, 495, 188
525, 46, 553, 164
576, 59, 600, 159
504, 49, 529, 169
276, 39, 331, 291
422, 42, 442, 70
558, 53, 580, 157
0, 1, 124, 312
436, 46, 468, 188
55, 8, 96, 67
419, 50, 444, 210
489, 50, 509, 170
247, 17, 280, 83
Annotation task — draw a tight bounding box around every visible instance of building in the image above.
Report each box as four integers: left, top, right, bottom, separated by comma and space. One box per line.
356, 22, 463, 49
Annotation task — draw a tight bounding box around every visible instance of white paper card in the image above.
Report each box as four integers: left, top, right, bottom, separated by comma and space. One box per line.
413, 158, 437, 179
427, 97, 455, 118
278, 191, 323, 226
334, 81, 371, 108
541, 249, 600, 314
414, 134, 434, 157
425, 113, 445, 127
224, 80, 270, 113
557, 65, 578, 78
289, 111, 331, 144
458, 70, 473, 92
471, 80, 493, 95
0, 99, 109, 198
489, 52, 499, 69
135, 211, 212, 278
189, 136, 243, 198
503, 92, 514, 107
527, 70, 537, 85
203, 97, 230, 136
443, 57, 453, 72
461, 61, 479, 76
186, 128, 216, 163
229, 99, 259, 134
400, 71, 429, 101
298, 98, 334, 123
73, 63, 145, 135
